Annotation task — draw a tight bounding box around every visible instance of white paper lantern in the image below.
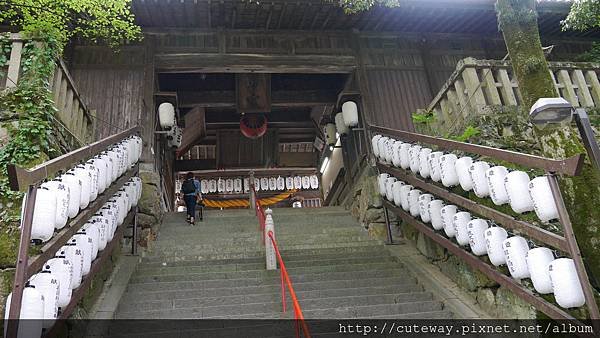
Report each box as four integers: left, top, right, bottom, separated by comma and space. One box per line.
42, 180, 70, 230
275, 176, 284, 191
469, 161, 490, 198
309, 175, 319, 189
218, 178, 226, 193
455, 156, 474, 191
391, 141, 403, 167
4, 285, 44, 338
453, 211, 472, 246
58, 244, 83, 290
408, 189, 422, 217
90, 215, 109, 251
371, 135, 382, 157
285, 177, 294, 190
428, 151, 444, 182
467, 219, 489, 255
485, 226, 508, 266
335, 113, 349, 135
86, 161, 99, 202
294, 176, 302, 189
503, 236, 530, 279
226, 179, 234, 193
548, 258, 585, 308
441, 205, 458, 238
101, 153, 114, 189
526, 247, 554, 294
254, 178, 261, 191
200, 180, 209, 194
29, 271, 59, 329
391, 181, 405, 207
60, 171, 81, 219
486, 166, 510, 205
378, 173, 389, 196
428, 200, 445, 230
29, 187, 56, 242
399, 185, 413, 211
43, 257, 72, 308
342, 101, 359, 127
529, 176, 559, 222
505, 171, 535, 214
409, 145, 422, 174
260, 177, 269, 191
302, 176, 311, 190
237, 178, 246, 193
81, 222, 100, 260
93, 157, 108, 194
243, 178, 250, 192
158, 102, 176, 129
377, 137, 389, 161
385, 177, 397, 201
267, 177, 275, 191
209, 179, 217, 193
440, 154, 459, 187
418, 193, 434, 223
325, 123, 337, 146
74, 166, 92, 210
399, 143, 412, 169
384, 138, 395, 163
71, 235, 93, 276
419, 148, 432, 179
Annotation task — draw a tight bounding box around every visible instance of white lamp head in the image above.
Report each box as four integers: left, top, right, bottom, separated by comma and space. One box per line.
529, 98, 573, 126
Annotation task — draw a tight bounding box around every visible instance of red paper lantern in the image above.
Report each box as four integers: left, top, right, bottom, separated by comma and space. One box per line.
240, 113, 268, 139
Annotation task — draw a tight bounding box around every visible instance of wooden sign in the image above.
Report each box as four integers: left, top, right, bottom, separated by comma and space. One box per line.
236, 73, 271, 113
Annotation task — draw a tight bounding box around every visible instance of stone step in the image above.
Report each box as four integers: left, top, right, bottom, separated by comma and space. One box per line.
124, 275, 417, 294
135, 255, 398, 275
117, 287, 432, 314
141, 244, 390, 265
117, 293, 436, 319
156, 225, 365, 238
130, 262, 404, 283
142, 243, 388, 263
119, 283, 422, 306
154, 231, 370, 244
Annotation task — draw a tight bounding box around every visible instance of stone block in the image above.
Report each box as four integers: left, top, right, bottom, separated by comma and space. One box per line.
364, 208, 384, 224
495, 285, 536, 319
416, 232, 446, 261
436, 255, 498, 292
476, 287, 497, 315
367, 222, 388, 240
139, 228, 157, 248
137, 213, 158, 230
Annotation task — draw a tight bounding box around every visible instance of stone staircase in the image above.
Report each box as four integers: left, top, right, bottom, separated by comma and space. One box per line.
115, 207, 453, 323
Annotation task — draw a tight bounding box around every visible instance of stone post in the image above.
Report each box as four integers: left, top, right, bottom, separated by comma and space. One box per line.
264, 208, 277, 271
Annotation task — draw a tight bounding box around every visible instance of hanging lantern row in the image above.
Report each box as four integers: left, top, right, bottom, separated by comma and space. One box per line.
26, 136, 142, 244
378, 174, 586, 310
323, 101, 359, 145
371, 134, 559, 223
199, 175, 319, 194
158, 102, 182, 149
5, 177, 142, 336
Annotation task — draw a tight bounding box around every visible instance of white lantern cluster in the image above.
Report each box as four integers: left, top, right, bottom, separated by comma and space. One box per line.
24, 136, 142, 244
377, 172, 586, 310
5, 176, 142, 334
199, 175, 319, 194
371, 134, 560, 223
331, 101, 359, 135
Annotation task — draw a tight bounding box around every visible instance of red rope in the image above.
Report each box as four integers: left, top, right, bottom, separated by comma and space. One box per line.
251, 186, 310, 338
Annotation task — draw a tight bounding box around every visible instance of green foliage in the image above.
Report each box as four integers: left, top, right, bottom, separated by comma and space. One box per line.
448, 126, 480, 143
411, 111, 436, 124
0, 34, 59, 225
561, 0, 600, 32
577, 42, 600, 63
0, 0, 142, 49
332, 0, 400, 14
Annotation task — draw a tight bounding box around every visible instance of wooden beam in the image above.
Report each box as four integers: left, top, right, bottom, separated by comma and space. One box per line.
177, 106, 207, 156
277, 2, 288, 29
178, 90, 338, 108
155, 53, 356, 73
265, 3, 274, 30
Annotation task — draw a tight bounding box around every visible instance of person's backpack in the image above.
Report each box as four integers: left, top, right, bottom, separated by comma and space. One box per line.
182, 179, 196, 194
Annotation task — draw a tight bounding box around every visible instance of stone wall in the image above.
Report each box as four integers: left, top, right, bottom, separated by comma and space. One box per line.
137, 169, 165, 250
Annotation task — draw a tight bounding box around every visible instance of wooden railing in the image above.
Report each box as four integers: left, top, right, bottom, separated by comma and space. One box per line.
1, 33, 94, 143
423, 57, 600, 133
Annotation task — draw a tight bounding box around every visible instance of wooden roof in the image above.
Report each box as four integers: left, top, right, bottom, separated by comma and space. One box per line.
132, 0, 599, 38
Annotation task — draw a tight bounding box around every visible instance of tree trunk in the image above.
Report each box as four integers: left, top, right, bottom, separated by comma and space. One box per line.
497, 0, 600, 289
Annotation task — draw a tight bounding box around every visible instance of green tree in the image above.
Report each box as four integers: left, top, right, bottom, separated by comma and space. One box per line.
562, 0, 600, 31
0, 0, 142, 49
332, 0, 400, 14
